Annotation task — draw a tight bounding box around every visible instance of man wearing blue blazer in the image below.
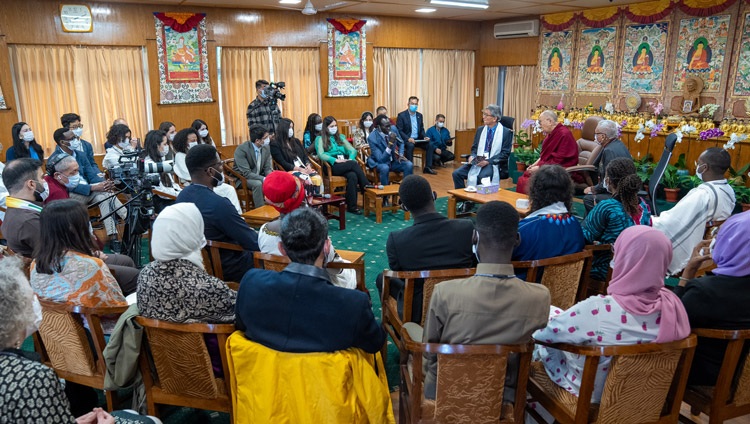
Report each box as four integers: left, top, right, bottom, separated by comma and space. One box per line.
397, 96, 435, 174
367, 114, 413, 186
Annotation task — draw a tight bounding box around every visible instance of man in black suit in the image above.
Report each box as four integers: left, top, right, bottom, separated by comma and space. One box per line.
396, 96, 435, 175
376, 175, 476, 320
236, 208, 385, 354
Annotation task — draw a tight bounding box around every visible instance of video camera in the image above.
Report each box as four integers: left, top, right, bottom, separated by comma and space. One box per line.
108, 150, 173, 195
263, 81, 286, 101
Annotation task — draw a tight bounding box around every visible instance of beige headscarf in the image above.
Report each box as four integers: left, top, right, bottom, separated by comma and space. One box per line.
151, 203, 206, 268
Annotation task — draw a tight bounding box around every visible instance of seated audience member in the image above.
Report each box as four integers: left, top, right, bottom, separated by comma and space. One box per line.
315, 115, 368, 214
0, 257, 157, 423
396, 96, 430, 171
367, 114, 414, 186
533, 226, 691, 401
583, 119, 632, 212
102, 123, 137, 169
653, 147, 735, 275
236, 208, 385, 354
425, 113, 456, 167
103, 117, 130, 150
514, 165, 585, 266
420, 201, 550, 404
302, 113, 324, 153
376, 175, 475, 320
192, 119, 215, 146
176, 144, 259, 282
2, 159, 139, 295
30, 199, 127, 308
172, 127, 200, 183
516, 110, 581, 194
142, 129, 180, 213
61, 113, 103, 177
258, 171, 356, 289
234, 124, 273, 208
352, 111, 375, 149
675, 211, 750, 386
270, 118, 322, 193
376, 106, 395, 125
51, 128, 126, 251
159, 120, 177, 143
6, 122, 44, 162
43, 154, 76, 202
582, 158, 651, 281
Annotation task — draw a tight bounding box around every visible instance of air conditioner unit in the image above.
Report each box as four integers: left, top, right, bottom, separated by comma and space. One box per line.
494, 20, 539, 39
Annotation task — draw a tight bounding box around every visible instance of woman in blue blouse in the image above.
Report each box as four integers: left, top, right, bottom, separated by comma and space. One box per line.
6, 122, 44, 162
303, 113, 324, 154
314, 115, 368, 214
582, 158, 652, 281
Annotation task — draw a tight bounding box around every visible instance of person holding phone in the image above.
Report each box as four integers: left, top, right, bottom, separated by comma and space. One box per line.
367, 114, 414, 187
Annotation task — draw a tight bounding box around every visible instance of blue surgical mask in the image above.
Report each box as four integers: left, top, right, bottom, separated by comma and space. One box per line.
72, 128, 84, 138
61, 173, 81, 189
409, 105, 418, 113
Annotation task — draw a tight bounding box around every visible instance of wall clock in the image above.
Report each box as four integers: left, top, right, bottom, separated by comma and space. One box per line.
60, 5, 93, 33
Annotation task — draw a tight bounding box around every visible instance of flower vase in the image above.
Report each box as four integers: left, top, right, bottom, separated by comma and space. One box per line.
664, 188, 680, 203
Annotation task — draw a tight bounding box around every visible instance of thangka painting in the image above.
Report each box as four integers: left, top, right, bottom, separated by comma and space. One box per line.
0, 83, 7, 109
154, 13, 213, 104
672, 15, 731, 93
620, 22, 669, 95
539, 31, 573, 92
732, 13, 750, 96
575, 27, 617, 93
327, 19, 368, 97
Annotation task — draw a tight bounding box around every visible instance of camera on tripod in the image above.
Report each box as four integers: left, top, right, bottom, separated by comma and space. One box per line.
263, 81, 286, 101
108, 151, 173, 195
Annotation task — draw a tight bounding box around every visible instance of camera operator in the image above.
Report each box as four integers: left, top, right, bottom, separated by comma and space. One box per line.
246, 79, 282, 133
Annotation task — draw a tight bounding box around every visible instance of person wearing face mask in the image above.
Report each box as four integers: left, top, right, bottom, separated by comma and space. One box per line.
582, 120, 632, 214
396, 96, 431, 172
415, 201, 550, 409
103, 124, 137, 169
176, 144, 259, 282
142, 130, 181, 213
270, 118, 323, 193
61, 113, 102, 176
425, 114, 456, 168
303, 113, 324, 153
246, 79, 282, 134
234, 124, 274, 208
653, 147, 736, 275
171, 128, 201, 184
158, 121, 177, 161
352, 111, 375, 149
6, 122, 45, 163
315, 115, 368, 214
582, 158, 652, 282
191, 119, 215, 146
366, 114, 414, 188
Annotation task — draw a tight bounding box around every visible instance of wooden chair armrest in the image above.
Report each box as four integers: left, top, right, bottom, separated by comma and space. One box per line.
205, 240, 245, 252
401, 327, 534, 355
565, 165, 597, 173
584, 243, 612, 252
690, 328, 750, 340
38, 299, 128, 316
226, 282, 240, 291
152, 189, 177, 200
135, 316, 236, 334
533, 335, 697, 356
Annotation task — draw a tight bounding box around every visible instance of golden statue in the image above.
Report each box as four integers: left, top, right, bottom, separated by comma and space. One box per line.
720, 120, 731, 133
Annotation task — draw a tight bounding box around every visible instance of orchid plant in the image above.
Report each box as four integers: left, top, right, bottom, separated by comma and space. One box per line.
673, 124, 697, 144
604, 102, 615, 114
633, 120, 665, 142
699, 103, 720, 119
521, 119, 543, 135
698, 128, 725, 141
724, 133, 748, 150
647, 101, 664, 117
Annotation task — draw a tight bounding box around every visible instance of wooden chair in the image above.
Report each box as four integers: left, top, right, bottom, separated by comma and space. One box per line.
252, 251, 367, 293
680, 329, 750, 424
34, 300, 128, 411
582, 244, 613, 297
135, 317, 235, 420
527, 335, 698, 424
222, 159, 254, 212
202, 240, 245, 281
308, 154, 347, 197
357, 145, 404, 186
399, 326, 534, 424
513, 250, 594, 310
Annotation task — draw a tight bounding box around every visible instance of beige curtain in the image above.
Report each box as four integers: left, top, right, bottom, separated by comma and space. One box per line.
422, 49, 475, 131
10, 45, 148, 155
271, 48, 321, 139
373, 48, 421, 117
220, 48, 270, 145
502, 66, 537, 131
484, 67, 500, 110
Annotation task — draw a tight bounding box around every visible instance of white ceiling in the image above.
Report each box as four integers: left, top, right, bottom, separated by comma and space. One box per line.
104, 0, 651, 21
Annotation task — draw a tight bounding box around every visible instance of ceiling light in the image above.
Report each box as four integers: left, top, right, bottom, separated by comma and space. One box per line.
416, 8, 437, 12
301, 0, 317, 15
429, 0, 489, 9
279, 0, 301, 3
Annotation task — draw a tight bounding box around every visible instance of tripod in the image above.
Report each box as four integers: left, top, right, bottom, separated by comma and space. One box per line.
100, 189, 154, 267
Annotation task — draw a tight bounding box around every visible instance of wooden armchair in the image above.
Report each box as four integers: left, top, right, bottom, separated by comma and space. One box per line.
582, 244, 613, 298
308, 154, 347, 196
357, 145, 404, 186
135, 317, 235, 420
34, 300, 128, 411
400, 326, 534, 424
222, 159, 253, 212
680, 329, 750, 423
513, 250, 594, 310
253, 251, 367, 293
203, 240, 245, 281
527, 335, 697, 424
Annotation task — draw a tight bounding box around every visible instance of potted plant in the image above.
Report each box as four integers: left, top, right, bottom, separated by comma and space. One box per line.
514, 129, 531, 150
633, 154, 654, 189
674, 153, 690, 177
661, 164, 682, 202
514, 147, 532, 171
728, 163, 750, 211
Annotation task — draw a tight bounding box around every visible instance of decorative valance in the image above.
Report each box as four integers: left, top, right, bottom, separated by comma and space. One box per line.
153, 12, 205, 33
580, 7, 621, 28
326, 18, 366, 34
625, 0, 675, 24
541, 12, 577, 31
679, 0, 739, 16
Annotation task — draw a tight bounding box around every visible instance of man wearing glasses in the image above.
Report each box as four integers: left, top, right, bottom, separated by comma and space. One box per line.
583, 119, 632, 213
61, 113, 102, 178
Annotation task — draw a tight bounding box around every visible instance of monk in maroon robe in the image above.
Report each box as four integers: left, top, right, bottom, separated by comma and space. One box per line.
516, 110, 581, 194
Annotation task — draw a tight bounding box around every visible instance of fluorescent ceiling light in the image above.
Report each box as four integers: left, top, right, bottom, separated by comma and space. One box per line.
416, 8, 437, 12
279, 0, 301, 3
429, 0, 489, 9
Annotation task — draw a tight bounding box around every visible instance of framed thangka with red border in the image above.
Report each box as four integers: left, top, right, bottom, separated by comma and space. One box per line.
575, 26, 617, 93
620, 22, 669, 95
672, 14, 731, 93
539, 31, 573, 92
732, 12, 750, 96
327, 18, 368, 97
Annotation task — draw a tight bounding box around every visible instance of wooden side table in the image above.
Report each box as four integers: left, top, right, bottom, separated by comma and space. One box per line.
241, 205, 280, 228
363, 185, 410, 224
309, 195, 347, 230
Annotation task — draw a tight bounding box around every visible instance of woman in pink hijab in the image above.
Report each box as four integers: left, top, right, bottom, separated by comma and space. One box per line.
533, 226, 691, 401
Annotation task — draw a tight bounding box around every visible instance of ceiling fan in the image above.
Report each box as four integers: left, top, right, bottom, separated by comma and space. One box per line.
276, 0, 360, 15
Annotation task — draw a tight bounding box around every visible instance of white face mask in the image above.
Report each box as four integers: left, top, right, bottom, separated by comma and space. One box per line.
472, 232, 480, 262
288, 128, 295, 138
314, 123, 323, 132
198, 129, 209, 138
696, 164, 706, 181
363, 120, 373, 128
602, 177, 609, 192
22, 131, 35, 142
168, 133, 176, 142
69, 138, 82, 151
328, 126, 338, 135
161, 144, 170, 157
437, 122, 445, 128
118, 139, 131, 150
61, 173, 81, 189
72, 128, 84, 138
34, 179, 49, 202
263, 137, 270, 146
188, 141, 198, 149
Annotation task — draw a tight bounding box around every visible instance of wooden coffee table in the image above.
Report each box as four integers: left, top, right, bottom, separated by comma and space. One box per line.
309, 195, 347, 230
446, 189, 531, 219
363, 185, 410, 224
242, 205, 279, 228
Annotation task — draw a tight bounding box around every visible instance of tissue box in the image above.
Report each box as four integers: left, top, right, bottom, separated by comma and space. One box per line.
477, 184, 499, 194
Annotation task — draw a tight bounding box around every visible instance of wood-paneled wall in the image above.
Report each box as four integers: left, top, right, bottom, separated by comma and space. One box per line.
0, 37, 18, 159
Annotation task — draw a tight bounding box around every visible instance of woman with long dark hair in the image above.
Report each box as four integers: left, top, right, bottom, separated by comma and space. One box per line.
191, 119, 215, 146
314, 116, 368, 214
102, 124, 134, 169
302, 113, 323, 153
172, 128, 200, 183
6, 122, 44, 162
142, 130, 180, 212
158, 121, 177, 161
352, 111, 374, 149
271, 118, 322, 195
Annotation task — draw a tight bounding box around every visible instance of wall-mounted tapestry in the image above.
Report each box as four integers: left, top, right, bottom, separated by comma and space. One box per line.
732, 12, 750, 96
575, 27, 618, 93
539, 31, 574, 92
620, 22, 669, 95
327, 19, 368, 97
0, 83, 7, 109
672, 14, 731, 93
